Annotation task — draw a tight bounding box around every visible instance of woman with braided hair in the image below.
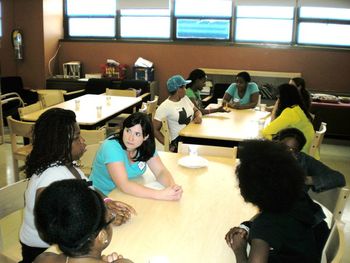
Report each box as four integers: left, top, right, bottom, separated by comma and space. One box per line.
19, 108, 135, 263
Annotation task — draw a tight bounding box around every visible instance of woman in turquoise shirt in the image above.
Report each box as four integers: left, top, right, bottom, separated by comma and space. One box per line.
223, 71, 260, 109
90, 112, 183, 200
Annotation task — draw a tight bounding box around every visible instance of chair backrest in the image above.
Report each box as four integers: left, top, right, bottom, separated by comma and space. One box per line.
85, 78, 112, 95
309, 122, 327, 158
37, 90, 64, 108
6, 116, 34, 152
106, 88, 137, 97
79, 143, 101, 176
308, 187, 349, 225
145, 96, 158, 120
1, 76, 38, 105
18, 101, 43, 120
213, 83, 230, 100
120, 80, 149, 95
0, 179, 29, 251
161, 118, 170, 152
321, 220, 345, 263
80, 128, 106, 145
178, 142, 237, 159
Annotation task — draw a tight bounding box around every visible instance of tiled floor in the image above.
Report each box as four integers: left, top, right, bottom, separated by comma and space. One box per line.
0, 131, 349, 261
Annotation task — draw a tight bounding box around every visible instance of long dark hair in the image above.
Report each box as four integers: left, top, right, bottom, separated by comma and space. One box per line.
291, 77, 311, 110
25, 108, 77, 178
115, 112, 155, 162
276, 83, 313, 122
35, 179, 109, 257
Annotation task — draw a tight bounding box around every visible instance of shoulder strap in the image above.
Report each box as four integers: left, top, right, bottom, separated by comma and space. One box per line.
65, 164, 82, 180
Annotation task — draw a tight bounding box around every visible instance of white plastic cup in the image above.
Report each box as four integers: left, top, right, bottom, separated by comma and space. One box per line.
260, 104, 266, 112
96, 106, 102, 118
106, 96, 111, 106
217, 98, 223, 106
75, 99, 80, 111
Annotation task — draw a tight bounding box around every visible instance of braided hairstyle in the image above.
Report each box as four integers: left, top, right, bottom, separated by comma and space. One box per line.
35, 179, 109, 257
25, 108, 77, 178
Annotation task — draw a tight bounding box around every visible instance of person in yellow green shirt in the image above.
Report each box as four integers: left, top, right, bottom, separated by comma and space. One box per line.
262, 83, 318, 158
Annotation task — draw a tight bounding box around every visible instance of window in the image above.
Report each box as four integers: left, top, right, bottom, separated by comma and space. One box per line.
175, 0, 232, 40
120, 9, 170, 39
297, 7, 350, 46
66, 0, 116, 37
235, 6, 294, 43
62, 1, 350, 49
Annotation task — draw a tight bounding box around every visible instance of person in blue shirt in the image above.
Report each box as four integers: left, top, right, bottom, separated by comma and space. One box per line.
223, 71, 260, 109
90, 112, 183, 201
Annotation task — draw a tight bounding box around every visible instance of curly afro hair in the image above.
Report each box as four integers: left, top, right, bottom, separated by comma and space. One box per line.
236, 139, 305, 213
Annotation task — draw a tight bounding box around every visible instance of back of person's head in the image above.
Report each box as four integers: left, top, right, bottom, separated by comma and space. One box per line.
118, 112, 155, 162
187, 69, 206, 88
291, 77, 306, 90
35, 179, 109, 257
276, 83, 312, 120
25, 108, 77, 177
236, 71, 251, 83
274, 128, 307, 152
236, 140, 305, 213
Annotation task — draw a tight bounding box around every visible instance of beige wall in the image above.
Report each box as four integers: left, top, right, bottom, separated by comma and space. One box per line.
57, 41, 350, 100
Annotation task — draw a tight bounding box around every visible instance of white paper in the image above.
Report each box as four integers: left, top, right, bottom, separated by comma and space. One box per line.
134, 57, 153, 67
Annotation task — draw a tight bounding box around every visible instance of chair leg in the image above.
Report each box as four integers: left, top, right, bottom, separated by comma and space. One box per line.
12, 158, 20, 182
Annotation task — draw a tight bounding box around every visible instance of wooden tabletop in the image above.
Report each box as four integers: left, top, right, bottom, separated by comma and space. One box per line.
21, 94, 141, 126
105, 151, 257, 263
179, 106, 270, 143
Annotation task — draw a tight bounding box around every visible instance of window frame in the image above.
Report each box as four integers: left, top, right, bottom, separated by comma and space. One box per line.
295, 7, 350, 48
64, 0, 118, 39
62, 0, 350, 50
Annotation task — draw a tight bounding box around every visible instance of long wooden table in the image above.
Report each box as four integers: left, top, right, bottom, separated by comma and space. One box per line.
105, 151, 257, 263
179, 107, 270, 147
21, 94, 141, 129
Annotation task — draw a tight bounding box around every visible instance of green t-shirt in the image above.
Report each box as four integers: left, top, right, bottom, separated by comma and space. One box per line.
186, 88, 202, 109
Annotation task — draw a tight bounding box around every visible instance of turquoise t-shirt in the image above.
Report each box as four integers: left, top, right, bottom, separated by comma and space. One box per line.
90, 139, 149, 195
225, 82, 259, 105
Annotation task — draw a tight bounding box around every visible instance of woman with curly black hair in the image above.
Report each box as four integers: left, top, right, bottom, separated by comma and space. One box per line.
19, 108, 134, 263
90, 112, 182, 200
225, 140, 321, 263
262, 83, 316, 157
34, 179, 133, 263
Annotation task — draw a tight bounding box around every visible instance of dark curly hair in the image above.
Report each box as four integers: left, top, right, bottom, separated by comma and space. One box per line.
236, 140, 305, 213
186, 69, 206, 88
35, 179, 109, 257
25, 108, 77, 178
236, 71, 251, 83
276, 83, 313, 121
274, 128, 307, 152
113, 112, 155, 162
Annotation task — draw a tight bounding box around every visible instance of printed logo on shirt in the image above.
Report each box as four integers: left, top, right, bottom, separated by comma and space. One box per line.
177, 107, 192, 125
138, 162, 146, 170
